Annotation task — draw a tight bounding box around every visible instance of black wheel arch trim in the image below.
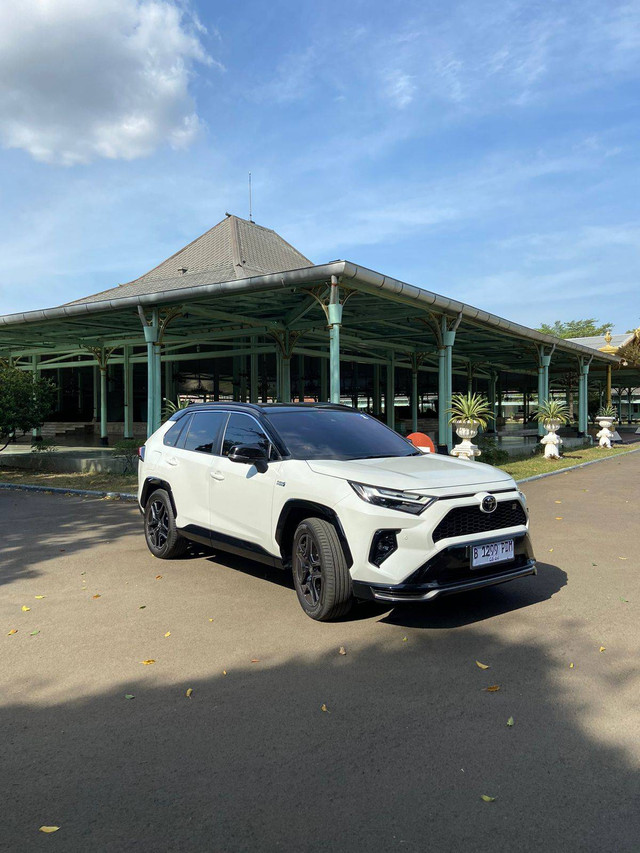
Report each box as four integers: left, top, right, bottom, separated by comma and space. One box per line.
140, 477, 178, 517
275, 500, 353, 568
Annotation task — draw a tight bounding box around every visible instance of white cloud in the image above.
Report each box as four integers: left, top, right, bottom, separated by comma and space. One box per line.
0, 0, 212, 165
382, 70, 416, 108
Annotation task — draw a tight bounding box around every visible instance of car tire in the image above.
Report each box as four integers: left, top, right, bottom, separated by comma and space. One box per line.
292, 517, 352, 621
144, 488, 188, 559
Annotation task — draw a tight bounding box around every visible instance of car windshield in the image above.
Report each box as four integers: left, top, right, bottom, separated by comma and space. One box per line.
266, 409, 420, 461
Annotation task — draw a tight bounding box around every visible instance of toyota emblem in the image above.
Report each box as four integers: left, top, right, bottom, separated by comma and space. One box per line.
480, 495, 497, 514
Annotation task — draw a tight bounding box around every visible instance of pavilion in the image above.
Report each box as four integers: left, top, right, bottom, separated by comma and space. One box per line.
0, 214, 619, 451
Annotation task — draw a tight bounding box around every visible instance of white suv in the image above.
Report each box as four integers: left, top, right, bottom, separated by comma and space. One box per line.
138, 403, 536, 621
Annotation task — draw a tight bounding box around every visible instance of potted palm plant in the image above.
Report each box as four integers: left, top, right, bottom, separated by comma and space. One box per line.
446, 393, 494, 461
596, 404, 616, 430
533, 400, 570, 459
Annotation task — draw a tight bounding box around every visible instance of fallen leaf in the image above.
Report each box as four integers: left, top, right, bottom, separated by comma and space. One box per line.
21, 605, 30, 612
620, 597, 629, 603
555, 517, 563, 520
476, 660, 490, 670
208, 618, 214, 622
7, 629, 18, 636
124, 694, 135, 700
554, 500, 562, 504
618, 556, 627, 560
35, 595, 45, 600
155, 575, 163, 580
92, 594, 101, 600
484, 685, 501, 692
549, 548, 554, 552
402, 636, 408, 642
80, 571, 85, 575
30, 630, 40, 636
39, 826, 60, 833
321, 704, 329, 712
591, 562, 597, 566
481, 795, 496, 803
599, 646, 606, 653
506, 716, 514, 727
186, 688, 193, 698
250, 658, 260, 663
139, 605, 146, 609
141, 659, 155, 665
222, 670, 227, 676
569, 662, 574, 668
164, 631, 171, 638
339, 646, 347, 656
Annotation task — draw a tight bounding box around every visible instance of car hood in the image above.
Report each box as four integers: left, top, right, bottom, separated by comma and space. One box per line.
305, 454, 515, 494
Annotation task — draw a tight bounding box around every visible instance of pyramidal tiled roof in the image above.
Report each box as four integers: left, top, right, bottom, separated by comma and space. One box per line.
66, 215, 313, 306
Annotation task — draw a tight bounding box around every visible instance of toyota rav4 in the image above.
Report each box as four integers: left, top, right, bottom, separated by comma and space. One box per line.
137, 402, 536, 621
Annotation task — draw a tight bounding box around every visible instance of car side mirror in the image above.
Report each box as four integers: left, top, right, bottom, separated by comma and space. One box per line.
228, 444, 269, 474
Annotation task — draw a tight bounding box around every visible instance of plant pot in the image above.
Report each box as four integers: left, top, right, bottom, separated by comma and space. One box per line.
543, 418, 562, 432
452, 419, 479, 440
597, 417, 615, 430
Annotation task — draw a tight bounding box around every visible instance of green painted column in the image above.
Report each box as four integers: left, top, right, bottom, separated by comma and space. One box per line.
281, 356, 291, 403
386, 350, 395, 428
538, 353, 551, 436
579, 361, 590, 435
372, 363, 381, 417
31, 355, 41, 440
329, 303, 343, 404
99, 352, 108, 446
92, 365, 99, 422
319, 354, 328, 402
298, 354, 305, 402
143, 310, 160, 438
487, 371, 497, 434
411, 368, 418, 433
153, 341, 162, 433
437, 345, 447, 451
444, 330, 455, 449
123, 345, 133, 438
250, 349, 259, 404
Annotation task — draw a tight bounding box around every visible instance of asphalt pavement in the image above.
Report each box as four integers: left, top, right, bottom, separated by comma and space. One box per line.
1, 453, 639, 852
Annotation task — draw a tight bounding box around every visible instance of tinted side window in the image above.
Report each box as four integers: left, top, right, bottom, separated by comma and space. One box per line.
163, 417, 188, 448
222, 413, 271, 456
183, 412, 227, 454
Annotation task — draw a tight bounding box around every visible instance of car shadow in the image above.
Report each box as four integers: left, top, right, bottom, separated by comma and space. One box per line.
378, 562, 567, 628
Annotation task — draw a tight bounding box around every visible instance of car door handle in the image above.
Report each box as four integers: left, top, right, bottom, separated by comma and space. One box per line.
166, 457, 178, 466
211, 471, 225, 481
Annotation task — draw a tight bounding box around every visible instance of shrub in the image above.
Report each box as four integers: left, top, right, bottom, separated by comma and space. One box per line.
446, 393, 494, 430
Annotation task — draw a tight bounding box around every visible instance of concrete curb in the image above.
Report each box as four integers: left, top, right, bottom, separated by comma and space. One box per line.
0, 482, 137, 501
515, 446, 640, 485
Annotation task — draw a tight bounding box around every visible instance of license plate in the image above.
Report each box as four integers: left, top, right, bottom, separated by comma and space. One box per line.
471, 539, 514, 568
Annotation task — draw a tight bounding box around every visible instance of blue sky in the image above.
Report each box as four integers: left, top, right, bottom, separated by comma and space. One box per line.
1, 0, 639, 333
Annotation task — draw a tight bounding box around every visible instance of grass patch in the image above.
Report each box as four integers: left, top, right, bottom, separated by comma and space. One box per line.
498, 442, 640, 481
0, 468, 138, 494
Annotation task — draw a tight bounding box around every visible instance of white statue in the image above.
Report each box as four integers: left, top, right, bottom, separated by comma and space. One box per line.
540, 428, 563, 459
596, 425, 614, 448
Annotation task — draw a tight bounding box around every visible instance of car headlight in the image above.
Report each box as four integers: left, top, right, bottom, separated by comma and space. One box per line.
349, 481, 437, 515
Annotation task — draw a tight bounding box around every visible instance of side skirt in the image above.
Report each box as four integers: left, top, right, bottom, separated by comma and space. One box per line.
178, 524, 284, 570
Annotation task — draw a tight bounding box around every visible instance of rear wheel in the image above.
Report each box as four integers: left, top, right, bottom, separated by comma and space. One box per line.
144, 489, 188, 559
292, 517, 352, 621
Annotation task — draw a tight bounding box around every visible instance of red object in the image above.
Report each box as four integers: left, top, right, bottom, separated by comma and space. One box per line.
407, 432, 435, 453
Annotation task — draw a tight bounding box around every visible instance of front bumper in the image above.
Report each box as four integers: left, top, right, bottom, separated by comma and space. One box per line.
352, 534, 536, 602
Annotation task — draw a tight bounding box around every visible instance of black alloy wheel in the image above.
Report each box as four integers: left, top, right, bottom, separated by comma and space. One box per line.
143, 488, 188, 559
291, 517, 352, 621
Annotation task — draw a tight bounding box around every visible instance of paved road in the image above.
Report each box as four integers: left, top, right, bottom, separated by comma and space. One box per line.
1, 454, 639, 852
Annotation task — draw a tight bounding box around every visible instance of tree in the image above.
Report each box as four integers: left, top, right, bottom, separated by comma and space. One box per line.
536, 319, 614, 339
0, 360, 56, 451
617, 337, 640, 369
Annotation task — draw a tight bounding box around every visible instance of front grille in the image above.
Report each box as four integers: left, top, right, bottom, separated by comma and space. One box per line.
432, 501, 526, 543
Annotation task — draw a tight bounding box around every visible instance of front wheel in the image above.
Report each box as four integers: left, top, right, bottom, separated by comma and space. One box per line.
292, 517, 352, 621
144, 489, 188, 559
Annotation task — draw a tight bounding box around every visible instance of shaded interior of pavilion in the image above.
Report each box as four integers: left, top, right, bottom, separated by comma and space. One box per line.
0, 215, 624, 458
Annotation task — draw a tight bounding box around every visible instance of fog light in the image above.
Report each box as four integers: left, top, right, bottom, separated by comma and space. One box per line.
369, 529, 399, 567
